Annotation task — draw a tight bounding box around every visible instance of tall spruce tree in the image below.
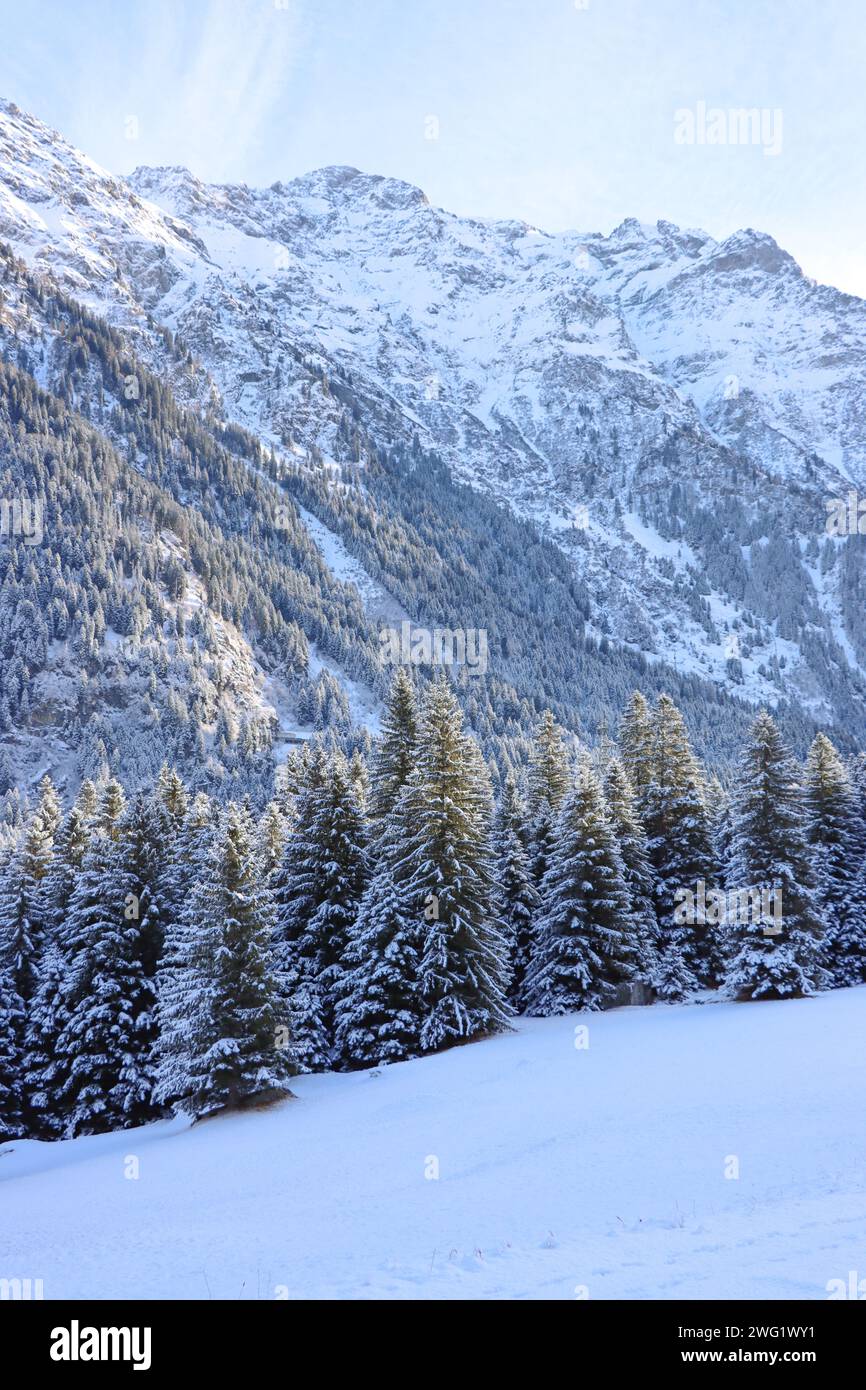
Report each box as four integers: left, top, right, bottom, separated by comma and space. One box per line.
836, 753, 866, 983
273, 750, 368, 1068
0, 798, 56, 1006
53, 829, 158, 1136
155, 799, 220, 1112
334, 848, 422, 1068
725, 713, 827, 1001
348, 748, 371, 816
847, 753, 866, 866
804, 733, 856, 985
523, 760, 637, 1014
618, 690, 654, 811
526, 710, 570, 892
97, 778, 126, 840
837, 857, 866, 984
24, 806, 91, 1137
156, 764, 188, 827
0, 846, 25, 1141
369, 666, 419, 826
257, 799, 287, 879
36, 775, 62, 843
393, 674, 511, 1052
706, 774, 736, 980
75, 779, 99, 823
643, 695, 715, 995
492, 771, 539, 1005
602, 755, 659, 988
157, 805, 294, 1118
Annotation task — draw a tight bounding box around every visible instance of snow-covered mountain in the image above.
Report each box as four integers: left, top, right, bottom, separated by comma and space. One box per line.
2, 94, 866, 787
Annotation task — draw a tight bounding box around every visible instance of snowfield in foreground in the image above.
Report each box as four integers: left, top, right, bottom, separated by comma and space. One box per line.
3, 988, 865, 1301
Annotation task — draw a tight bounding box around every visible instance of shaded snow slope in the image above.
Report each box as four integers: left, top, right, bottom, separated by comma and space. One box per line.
3, 987, 865, 1300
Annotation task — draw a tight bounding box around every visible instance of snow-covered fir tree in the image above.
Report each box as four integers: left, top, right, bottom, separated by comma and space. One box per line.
155, 798, 219, 1112
53, 828, 158, 1136
277, 744, 313, 829
523, 759, 637, 1015
847, 752, 866, 865
257, 798, 287, 879
804, 732, 857, 985
75, 778, 99, 823
348, 748, 370, 815
393, 674, 511, 1051
36, 773, 62, 843
837, 856, 866, 984
0, 852, 26, 1141
618, 690, 654, 812
96, 777, 126, 839
23, 805, 91, 1137
157, 805, 293, 1118
156, 764, 188, 827
602, 755, 659, 989
273, 749, 368, 1068
118, 792, 168, 981
643, 694, 716, 995
369, 666, 418, 826
334, 848, 422, 1068
725, 712, 828, 1001
525, 709, 571, 892
492, 770, 539, 1004
705, 774, 736, 980
0, 790, 56, 1005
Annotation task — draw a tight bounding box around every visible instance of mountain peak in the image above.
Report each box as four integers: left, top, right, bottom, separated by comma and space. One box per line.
713, 228, 796, 274
284, 165, 430, 212
609, 216, 654, 242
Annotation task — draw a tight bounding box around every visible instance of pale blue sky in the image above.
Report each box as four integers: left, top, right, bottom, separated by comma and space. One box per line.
1, 0, 863, 293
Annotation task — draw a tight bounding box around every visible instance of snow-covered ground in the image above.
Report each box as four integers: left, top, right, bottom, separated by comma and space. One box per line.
2, 988, 865, 1300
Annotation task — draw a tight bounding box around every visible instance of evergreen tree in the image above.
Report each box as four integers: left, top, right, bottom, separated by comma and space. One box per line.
0, 800, 59, 1128
118, 793, 167, 981
524, 760, 637, 1015
618, 690, 654, 810
155, 802, 220, 1112
0, 865, 25, 1141
369, 666, 418, 826
156, 764, 188, 826
643, 695, 715, 995
847, 753, 866, 866
602, 755, 659, 988
525, 709, 570, 892
334, 852, 422, 1068
23, 806, 91, 1137
393, 675, 511, 1052
837, 856, 866, 984
706, 774, 735, 980
348, 749, 370, 816
273, 751, 368, 1068
157, 806, 294, 1118
492, 771, 539, 1005
75, 778, 99, 823
96, 778, 127, 839
257, 799, 287, 879
54, 830, 158, 1135
725, 713, 827, 1001
804, 733, 856, 985
36, 774, 62, 842
150, 786, 215, 1113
